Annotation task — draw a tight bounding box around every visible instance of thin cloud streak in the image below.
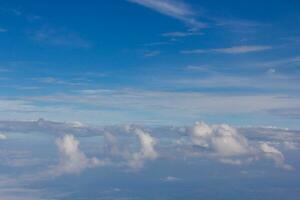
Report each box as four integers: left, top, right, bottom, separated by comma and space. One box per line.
127, 0, 206, 30
182, 45, 272, 54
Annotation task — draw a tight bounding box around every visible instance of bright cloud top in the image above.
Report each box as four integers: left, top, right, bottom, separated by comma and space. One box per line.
0, 133, 7, 140
260, 142, 293, 170
129, 128, 158, 168
191, 122, 250, 156
53, 134, 105, 175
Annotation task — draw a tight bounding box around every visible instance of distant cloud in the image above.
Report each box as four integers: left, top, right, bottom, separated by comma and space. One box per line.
162, 176, 180, 182
0, 133, 7, 140
214, 18, 261, 33
0, 28, 7, 33
253, 56, 300, 68
267, 107, 300, 119
127, 0, 206, 30
266, 68, 276, 75
30, 26, 90, 48
143, 50, 161, 57
32, 76, 86, 86
162, 31, 202, 37
182, 45, 272, 54
260, 142, 293, 170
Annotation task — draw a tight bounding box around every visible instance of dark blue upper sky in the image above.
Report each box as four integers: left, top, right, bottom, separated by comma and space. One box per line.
1, 0, 300, 128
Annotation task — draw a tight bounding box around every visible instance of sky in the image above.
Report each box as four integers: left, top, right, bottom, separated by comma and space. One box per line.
0, 0, 300, 128
0, 0, 300, 199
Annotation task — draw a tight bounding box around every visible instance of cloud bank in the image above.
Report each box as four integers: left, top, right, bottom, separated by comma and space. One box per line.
0, 119, 297, 176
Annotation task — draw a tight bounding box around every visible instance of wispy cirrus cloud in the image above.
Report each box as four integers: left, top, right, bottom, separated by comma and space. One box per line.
214, 18, 262, 33
127, 0, 206, 30
0, 28, 7, 32
162, 31, 202, 37
181, 45, 272, 54
30, 26, 90, 48
143, 50, 161, 57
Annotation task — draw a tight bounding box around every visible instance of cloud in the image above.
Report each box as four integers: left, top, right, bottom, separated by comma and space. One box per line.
191, 122, 250, 157
32, 76, 86, 86
283, 141, 298, 150
0, 133, 7, 140
214, 18, 261, 33
1, 82, 300, 125
0, 118, 297, 171
182, 45, 272, 54
260, 142, 293, 170
143, 50, 161, 57
0, 176, 60, 200
267, 107, 300, 119
51, 134, 105, 175
127, 0, 206, 30
0, 28, 7, 32
0, 118, 103, 137
128, 128, 158, 168
162, 31, 202, 37
162, 176, 180, 182
30, 26, 90, 48
187, 122, 295, 170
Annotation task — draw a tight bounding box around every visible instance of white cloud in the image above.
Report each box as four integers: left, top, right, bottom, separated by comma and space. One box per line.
129, 128, 158, 168
0, 133, 7, 140
52, 134, 105, 175
260, 142, 293, 170
191, 122, 250, 157
182, 45, 272, 54
162, 176, 180, 182
128, 0, 205, 30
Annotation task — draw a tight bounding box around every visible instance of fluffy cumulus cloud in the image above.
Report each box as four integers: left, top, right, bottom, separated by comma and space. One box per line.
129, 128, 158, 168
191, 122, 249, 156
260, 142, 293, 170
189, 122, 294, 170
52, 134, 105, 175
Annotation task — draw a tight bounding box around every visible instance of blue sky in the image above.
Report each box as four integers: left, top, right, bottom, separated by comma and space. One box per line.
1, 0, 300, 128
0, 2, 300, 199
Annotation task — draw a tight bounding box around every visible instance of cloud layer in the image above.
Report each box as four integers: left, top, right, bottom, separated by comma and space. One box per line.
0, 119, 298, 177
